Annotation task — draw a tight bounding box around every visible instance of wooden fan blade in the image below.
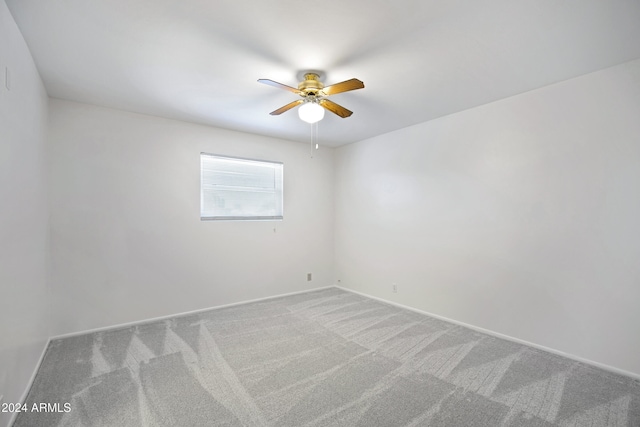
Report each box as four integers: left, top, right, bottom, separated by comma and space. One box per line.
258, 79, 301, 94
321, 78, 364, 96
270, 99, 304, 115
319, 99, 353, 118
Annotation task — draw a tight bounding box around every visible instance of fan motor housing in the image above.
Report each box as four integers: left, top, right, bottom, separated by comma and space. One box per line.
298, 73, 324, 96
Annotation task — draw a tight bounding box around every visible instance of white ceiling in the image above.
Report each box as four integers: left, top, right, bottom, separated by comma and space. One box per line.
7, 0, 640, 147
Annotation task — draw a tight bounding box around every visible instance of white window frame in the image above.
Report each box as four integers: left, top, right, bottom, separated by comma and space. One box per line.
200, 153, 283, 221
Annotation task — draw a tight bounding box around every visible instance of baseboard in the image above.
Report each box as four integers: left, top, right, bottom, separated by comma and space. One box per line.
8, 337, 51, 427
335, 286, 640, 381
51, 286, 334, 341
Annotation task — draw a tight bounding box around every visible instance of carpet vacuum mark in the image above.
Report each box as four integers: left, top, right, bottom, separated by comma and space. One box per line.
13, 288, 640, 426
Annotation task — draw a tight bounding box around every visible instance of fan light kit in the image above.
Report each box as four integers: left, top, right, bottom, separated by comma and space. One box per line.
298, 102, 324, 124
258, 72, 364, 124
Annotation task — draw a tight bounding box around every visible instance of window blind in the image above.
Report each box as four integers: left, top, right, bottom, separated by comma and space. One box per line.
200, 153, 283, 220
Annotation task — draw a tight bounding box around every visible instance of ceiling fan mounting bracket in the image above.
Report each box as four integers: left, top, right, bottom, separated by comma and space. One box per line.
296, 70, 325, 82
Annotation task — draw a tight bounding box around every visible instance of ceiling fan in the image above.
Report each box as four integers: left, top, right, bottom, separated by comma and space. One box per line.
258, 72, 364, 123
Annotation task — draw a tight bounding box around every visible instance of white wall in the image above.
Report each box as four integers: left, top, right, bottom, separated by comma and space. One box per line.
0, 1, 50, 425
335, 59, 640, 376
48, 99, 334, 335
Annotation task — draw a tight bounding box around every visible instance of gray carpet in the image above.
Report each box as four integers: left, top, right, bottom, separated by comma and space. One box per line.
14, 288, 640, 426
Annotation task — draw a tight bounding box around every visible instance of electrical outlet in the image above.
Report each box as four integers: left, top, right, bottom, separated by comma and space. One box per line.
307, 273, 312, 281
392, 283, 397, 293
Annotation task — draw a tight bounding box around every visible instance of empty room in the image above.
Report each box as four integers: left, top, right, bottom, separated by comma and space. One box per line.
1, 0, 640, 426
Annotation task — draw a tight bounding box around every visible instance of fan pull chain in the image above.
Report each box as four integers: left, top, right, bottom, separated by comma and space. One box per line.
310, 122, 319, 158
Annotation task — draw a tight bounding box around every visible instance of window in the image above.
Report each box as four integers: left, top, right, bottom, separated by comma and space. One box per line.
200, 153, 283, 221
